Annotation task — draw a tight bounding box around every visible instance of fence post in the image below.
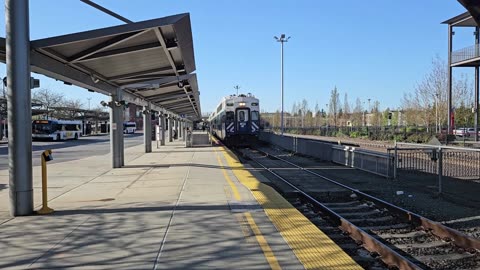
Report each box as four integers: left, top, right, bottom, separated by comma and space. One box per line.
438, 147, 443, 194
394, 141, 398, 179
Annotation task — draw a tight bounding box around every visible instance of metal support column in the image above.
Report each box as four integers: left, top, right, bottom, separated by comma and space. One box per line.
6, 0, 33, 216
143, 106, 152, 153
110, 90, 124, 168
475, 27, 480, 142
160, 114, 166, 146
168, 115, 173, 142
179, 120, 183, 138
447, 24, 454, 134
175, 118, 179, 140
183, 121, 186, 141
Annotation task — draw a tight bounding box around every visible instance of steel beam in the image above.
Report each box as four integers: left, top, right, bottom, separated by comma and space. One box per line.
68, 31, 146, 63
6, 0, 33, 216
79, 42, 161, 62
144, 106, 152, 153
108, 66, 173, 81
79, 0, 133, 24
120, 74, 193, 88
153, 27, 198, 117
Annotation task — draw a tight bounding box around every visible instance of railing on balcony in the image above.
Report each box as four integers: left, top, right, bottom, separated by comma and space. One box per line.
451, 44, 480, 64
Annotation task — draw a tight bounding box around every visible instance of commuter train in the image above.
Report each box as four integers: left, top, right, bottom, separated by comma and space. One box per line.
209, 93, 260, 146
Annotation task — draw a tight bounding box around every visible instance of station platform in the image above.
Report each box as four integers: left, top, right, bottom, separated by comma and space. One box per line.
0, 137, 361, 269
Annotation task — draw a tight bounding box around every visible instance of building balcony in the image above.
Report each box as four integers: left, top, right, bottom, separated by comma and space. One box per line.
451, 44, 480, 66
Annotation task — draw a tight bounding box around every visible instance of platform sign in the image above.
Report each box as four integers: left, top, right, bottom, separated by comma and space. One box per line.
155, 125, 160, 148
155, 125, 161, 141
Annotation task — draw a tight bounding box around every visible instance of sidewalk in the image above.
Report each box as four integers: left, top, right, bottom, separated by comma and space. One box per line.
0, 141, 305, 269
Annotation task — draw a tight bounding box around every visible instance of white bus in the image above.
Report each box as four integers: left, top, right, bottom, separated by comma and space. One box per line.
123, 122, 137, 134
32, 120, 82, 141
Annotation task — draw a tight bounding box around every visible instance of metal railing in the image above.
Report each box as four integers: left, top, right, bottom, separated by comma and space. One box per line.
331, 145, 393, 178
391, 142, 480, 193
451, 44, 480, 64
260, 132, 393, 178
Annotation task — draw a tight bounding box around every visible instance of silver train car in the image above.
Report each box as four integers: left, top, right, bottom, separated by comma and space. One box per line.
209, 93, 260, 146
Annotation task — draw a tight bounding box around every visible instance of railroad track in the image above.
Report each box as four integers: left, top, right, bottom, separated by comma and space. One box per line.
236, 146, 480, 270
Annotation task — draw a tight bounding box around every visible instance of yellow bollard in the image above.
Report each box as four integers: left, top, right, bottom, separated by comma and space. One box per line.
37, 149, 54, 215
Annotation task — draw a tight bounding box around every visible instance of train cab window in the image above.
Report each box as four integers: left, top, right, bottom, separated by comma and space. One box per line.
251, 111, 259, 121
238, 111, 248, 121
226, 111, 234, 121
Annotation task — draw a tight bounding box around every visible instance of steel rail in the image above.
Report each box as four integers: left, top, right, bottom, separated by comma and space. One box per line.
241, 149, 422, 270
256, 147, 480, 251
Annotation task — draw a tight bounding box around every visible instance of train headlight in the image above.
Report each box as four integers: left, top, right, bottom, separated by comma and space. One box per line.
239, 102, 246, 106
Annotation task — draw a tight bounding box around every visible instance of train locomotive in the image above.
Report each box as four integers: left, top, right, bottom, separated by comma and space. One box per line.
209, 93, 260, 146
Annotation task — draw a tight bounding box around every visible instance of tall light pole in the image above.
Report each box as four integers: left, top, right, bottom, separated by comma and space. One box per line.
87, 97, 92, 111
274, 34, 290, 135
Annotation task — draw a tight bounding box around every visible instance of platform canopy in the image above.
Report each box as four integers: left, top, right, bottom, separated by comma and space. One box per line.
442, 1, 480, 26
458, 0, 480, 26
0, 13, 201, 119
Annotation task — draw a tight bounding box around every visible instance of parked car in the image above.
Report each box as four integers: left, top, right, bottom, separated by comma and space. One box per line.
453, 128, 470, 137
466, 128, 480, 136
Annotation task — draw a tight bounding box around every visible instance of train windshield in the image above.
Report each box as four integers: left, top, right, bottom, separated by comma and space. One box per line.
226, 111, 234, 121
238, 110, 248, 121
251, 111, 259, 121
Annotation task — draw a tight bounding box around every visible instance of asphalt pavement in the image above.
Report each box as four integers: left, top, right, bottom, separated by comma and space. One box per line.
0, 133, 144, 170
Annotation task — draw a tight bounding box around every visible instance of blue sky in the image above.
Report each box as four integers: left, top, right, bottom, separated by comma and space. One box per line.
0, 1, 472, 114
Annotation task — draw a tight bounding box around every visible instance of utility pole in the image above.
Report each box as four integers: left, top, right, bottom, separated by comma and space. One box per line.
274, 34, 291, 135
234, 85, 240, 95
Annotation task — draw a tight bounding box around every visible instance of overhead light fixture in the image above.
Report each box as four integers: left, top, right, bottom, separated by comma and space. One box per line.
177, 80, 190, 88
177, 80, 184, 88
100, 101, 109, 107
114, 100, 127, 107
90, 74, 100, 83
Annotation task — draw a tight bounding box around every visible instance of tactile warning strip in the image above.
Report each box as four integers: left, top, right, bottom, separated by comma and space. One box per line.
219, 146, 363, 270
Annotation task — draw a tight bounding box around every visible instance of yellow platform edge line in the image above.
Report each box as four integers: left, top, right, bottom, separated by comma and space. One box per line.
217, 144, 363, 270
215, 149, 282, 270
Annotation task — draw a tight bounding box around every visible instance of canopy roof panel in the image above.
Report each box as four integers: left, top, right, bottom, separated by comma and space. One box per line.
124, 73, 200, 116
0, 13, 201, 119
457, 0, 480, 26
442, 12, 477, 26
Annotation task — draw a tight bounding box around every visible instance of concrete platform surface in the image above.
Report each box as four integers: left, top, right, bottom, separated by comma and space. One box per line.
0, 141, 308, 269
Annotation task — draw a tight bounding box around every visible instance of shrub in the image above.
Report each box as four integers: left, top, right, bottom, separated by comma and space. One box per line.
350, 131, 360, 138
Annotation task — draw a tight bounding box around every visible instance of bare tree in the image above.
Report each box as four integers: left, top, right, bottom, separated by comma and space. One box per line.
401, 56, 476, 131
60, 98, 84, 119
328, 86, 341, 126
353, 97, 363, 126
32, 88, 64, 119
342, 93, 351, 126
299, 99, 309, 128
314, 102, 320, 126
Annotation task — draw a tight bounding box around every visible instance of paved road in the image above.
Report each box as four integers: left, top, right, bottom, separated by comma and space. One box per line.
0, 133, 144, 170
